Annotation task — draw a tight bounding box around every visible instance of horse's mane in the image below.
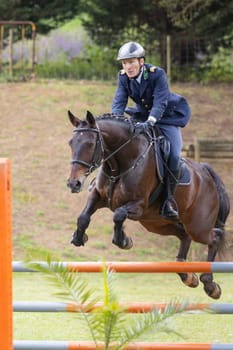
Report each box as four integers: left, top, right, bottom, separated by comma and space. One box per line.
79, 113, 136, 133
96, 114, 137, 134
96, 113, 132, 124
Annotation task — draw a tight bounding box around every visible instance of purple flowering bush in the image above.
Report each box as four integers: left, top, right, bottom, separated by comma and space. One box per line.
36, 30, 87, 64
1, 14, 121, 80
1, 24, 117, 80
2, 26, 87, 63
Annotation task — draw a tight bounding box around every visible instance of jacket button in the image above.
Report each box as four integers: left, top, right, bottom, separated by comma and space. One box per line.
141, 98, 145, 102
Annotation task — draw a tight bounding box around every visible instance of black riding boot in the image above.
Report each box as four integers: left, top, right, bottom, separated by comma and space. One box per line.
160, 170, 180, 220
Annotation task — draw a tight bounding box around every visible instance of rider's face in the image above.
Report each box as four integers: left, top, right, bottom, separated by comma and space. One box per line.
121, 58, 144, 78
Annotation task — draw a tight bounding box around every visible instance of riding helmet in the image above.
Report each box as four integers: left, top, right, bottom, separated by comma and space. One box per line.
117, 42, 145, 60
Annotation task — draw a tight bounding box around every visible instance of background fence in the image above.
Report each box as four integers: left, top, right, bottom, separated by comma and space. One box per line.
182, 138, 233, 162
0, 21, 36, 77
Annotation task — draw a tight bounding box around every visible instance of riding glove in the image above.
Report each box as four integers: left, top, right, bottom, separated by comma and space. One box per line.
135, 116, 157, 135
148, 116, 157, 125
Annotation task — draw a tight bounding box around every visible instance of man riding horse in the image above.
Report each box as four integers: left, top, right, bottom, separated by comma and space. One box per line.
112, 41, 191, 220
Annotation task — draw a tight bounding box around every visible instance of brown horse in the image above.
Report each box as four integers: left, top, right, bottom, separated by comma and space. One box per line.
67, 110, 230, 299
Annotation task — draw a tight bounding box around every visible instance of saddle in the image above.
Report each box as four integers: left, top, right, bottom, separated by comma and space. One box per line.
146, 125, 169, 205
150, 125, 170, 182
141, 124, 191, 206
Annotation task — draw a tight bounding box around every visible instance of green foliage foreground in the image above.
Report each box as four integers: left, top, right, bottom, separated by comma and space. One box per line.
28, 257, 188, 349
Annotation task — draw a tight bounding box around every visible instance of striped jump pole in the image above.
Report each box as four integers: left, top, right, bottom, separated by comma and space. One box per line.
13, 340, 233, 350
12, 261, 233, 273
0, 158, 13, 350
13, 301, 233, 314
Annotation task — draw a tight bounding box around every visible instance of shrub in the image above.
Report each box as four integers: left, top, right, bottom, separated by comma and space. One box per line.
200, 46, 233, 83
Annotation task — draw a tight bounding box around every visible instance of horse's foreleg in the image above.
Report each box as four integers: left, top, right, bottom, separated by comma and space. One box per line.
112, 207, 133, 249
71, 189, 101, 247
112, 201, 144, 250
200, 228, 224, 299
176, 227, 199, 288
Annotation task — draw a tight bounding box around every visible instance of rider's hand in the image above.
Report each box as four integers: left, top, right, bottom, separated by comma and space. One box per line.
134, 121, 150, 135
134, 116, 157, 135
148, 116, 157, 126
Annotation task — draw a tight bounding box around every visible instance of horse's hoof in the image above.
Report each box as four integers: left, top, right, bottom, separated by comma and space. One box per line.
112, 236, 133, 250
178, 272, 199, 288
122, 237, 133, 250
204, 282, 221, 299
184, 273, 199, 288
71, 232, 88, 246
83, 233, 88, 244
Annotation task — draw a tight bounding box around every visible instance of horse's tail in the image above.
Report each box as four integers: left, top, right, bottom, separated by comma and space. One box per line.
202, 163, 230, 229
202, 163, 230, 259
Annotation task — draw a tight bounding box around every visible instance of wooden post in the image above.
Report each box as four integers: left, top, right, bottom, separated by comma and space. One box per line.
194, 138, 200, 162
0, 25, 4, 72
0, 158, 13, 350
9, 27, 13, 76
0, 21, 36, 77
166, 34, 171, 83
21, 25, 25, 69
31, 22, 36, 76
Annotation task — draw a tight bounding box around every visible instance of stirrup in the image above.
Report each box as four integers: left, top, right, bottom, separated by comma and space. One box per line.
160, 199, 179, 220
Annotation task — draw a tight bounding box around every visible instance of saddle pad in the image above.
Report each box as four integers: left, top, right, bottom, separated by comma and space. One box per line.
178, 162, 191, 185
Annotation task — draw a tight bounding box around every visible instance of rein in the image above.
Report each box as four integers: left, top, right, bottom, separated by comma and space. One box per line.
102, 136, 154, 208
71, 124, 136, 174
71, 123, 156, 208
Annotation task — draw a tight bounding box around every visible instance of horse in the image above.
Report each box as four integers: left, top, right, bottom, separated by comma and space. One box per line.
67, 110, 230, 299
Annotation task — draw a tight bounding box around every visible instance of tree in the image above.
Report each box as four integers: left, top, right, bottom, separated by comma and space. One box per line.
79, 0, 215, 63
80, 0, 232, 66
189, 0, 233, 44
0, 0, 80, 34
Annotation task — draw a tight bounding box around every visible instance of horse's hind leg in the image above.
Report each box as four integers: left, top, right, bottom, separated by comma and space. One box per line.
112, 207, 133, 249
200, 228, 224, 299
176, 227, 199, 288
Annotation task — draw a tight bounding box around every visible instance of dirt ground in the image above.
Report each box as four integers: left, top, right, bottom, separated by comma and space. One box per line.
0, 80, 232, 261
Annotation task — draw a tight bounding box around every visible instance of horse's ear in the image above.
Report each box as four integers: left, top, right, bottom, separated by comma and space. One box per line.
68, 110, 81, 127
86, 110, 96, 128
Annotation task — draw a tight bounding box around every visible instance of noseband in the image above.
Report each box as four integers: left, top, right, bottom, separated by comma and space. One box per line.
70, 125, 104, 176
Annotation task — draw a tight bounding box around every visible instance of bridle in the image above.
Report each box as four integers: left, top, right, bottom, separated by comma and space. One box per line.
70, 122, 160, 208
70, 123, 137, 177
70, 124, 156, 176
70, 124, 104, 176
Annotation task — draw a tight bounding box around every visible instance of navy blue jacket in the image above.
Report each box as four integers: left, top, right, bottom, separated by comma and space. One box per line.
112, 64, 191, 127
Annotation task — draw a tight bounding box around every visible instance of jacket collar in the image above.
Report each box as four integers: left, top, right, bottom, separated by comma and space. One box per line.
139, 65, 149, 97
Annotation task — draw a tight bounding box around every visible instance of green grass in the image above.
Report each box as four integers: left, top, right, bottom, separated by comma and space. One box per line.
13, 271, 233, 343
13, 187, 36, 204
